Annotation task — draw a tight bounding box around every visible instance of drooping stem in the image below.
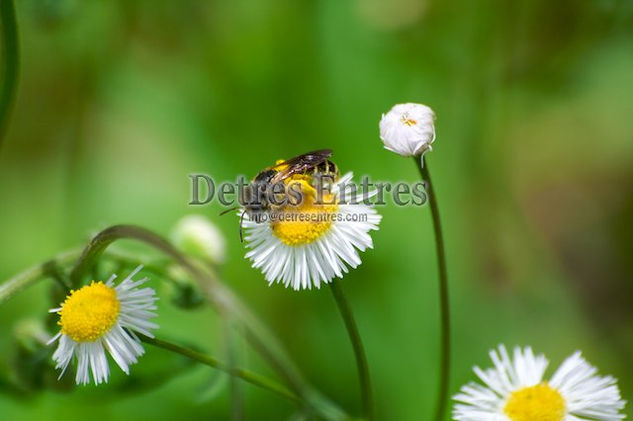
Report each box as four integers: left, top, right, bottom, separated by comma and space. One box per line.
0, 249, 81, 305
139, 334, 299, 403
68, 225, 348, 421
68, 226, 304, 390
415, 157, 451, 421
330, 279, 373, 420
0, 0, 19, 151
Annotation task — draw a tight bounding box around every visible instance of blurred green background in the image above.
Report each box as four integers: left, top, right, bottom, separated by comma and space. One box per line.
1, 0, 632, 419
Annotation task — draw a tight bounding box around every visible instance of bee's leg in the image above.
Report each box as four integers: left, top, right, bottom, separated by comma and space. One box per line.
239, 210, 246, 243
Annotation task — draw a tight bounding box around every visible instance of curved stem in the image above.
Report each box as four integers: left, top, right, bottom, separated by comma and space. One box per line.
0, 249, 81, 305
140, 334, 299, 403
415, 157, 451, 421
0, 0, 19, 151
69, 225, 348, 421
100, 251, 181, 287
330, 279, 373, 420
68, 226, 303, 389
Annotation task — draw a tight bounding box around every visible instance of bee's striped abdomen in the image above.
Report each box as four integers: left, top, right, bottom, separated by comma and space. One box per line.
311, 160, 339, 180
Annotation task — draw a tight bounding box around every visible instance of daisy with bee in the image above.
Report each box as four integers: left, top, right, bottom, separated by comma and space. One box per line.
231, 149, 381, 290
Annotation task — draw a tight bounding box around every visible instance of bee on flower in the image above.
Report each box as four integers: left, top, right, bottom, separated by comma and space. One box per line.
453, 345, 626, 421
48, 265, 158, 385
240, 150, 381, 290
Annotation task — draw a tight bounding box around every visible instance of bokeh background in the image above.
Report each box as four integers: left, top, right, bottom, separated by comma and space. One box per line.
1, 0, 632, 419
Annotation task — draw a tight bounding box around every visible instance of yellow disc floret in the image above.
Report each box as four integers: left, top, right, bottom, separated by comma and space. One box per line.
401, 114, 417, 126
504, 383, 565, 421
272, 178, 338, 246
59, 282, 120, 342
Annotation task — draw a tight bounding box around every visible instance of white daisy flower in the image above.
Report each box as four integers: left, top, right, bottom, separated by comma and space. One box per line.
243, 172, 381, 290
48, 265, 158, 385
453, 345, 626, 421
171, 214, 226, 264
379, 102, 436, 157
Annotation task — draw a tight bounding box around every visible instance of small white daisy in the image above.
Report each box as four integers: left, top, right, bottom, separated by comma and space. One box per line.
379, 102, 436, 157
171, 214, 227, 264
48, 265, 158, 385
453, 345, 626, 421
243, 172, 381, 290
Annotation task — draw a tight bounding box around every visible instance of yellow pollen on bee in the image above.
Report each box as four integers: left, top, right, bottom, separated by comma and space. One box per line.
274, 159, 289, 171
272, 178, 338, 246
58, 281, 120, 343
504, 383, 565, 421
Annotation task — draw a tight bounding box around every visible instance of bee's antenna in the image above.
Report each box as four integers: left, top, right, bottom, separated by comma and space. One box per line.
219, 206, 240, 216
239, 210, 247, 243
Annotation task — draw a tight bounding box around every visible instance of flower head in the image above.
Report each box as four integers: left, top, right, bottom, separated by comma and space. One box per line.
171, 214, 226, 264
379, 102, 435, 157
243, 172, 381, 290
453, 345, 626, 421
48, 265, 158, 385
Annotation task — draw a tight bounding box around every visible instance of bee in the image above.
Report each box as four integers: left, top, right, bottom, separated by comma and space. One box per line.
223, 149, 340, 241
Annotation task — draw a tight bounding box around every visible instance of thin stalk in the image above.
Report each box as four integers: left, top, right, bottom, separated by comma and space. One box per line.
100, 251, 182, 288
140, 334, 299, 403
0, 249, 81, 305
68, 225, 348, 421
415, 157, 451, 421
330, 279, 373, 420
0, 0, 19, 151
223, 318, 244, 421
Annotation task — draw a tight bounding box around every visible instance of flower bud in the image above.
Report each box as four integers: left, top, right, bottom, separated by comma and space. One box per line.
171, 215, 226, 264
379, 103, 436, 157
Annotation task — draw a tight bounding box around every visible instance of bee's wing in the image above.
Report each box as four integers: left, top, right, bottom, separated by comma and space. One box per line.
269, 149, 332, 183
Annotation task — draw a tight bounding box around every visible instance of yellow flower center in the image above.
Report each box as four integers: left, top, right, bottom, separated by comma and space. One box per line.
401, 114, 417, 126
504, 383, 565, 421
272, 178, 338, 246
59, 282, 120, 342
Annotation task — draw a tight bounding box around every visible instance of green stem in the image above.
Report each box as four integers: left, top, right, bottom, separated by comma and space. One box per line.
415, 157, 451, 421
0, 249, 81, 305
330, 279, 373, 420
69, 225, 348, 421
223, 318, 244, 421
0, 0, 19, 150
100, 251, 182, 288
140, 334, 299, 403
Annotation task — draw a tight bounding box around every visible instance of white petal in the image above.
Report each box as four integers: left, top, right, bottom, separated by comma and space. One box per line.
551, 352, 626, 420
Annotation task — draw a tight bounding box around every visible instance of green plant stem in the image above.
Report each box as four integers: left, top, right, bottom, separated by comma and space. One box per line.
0, 249, 81, 305
415, 157, 451, 421
100, 251, 183, 288
140, 334, 299, 403
0, 0, 19, 150
223, 318, 244, 421
68, 225, 348, 421
330, 279, 373, 420
0, 248, 178, 306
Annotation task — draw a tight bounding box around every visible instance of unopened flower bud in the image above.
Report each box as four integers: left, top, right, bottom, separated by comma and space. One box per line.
379, 103, 436, 157
171, 215, 226, 264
